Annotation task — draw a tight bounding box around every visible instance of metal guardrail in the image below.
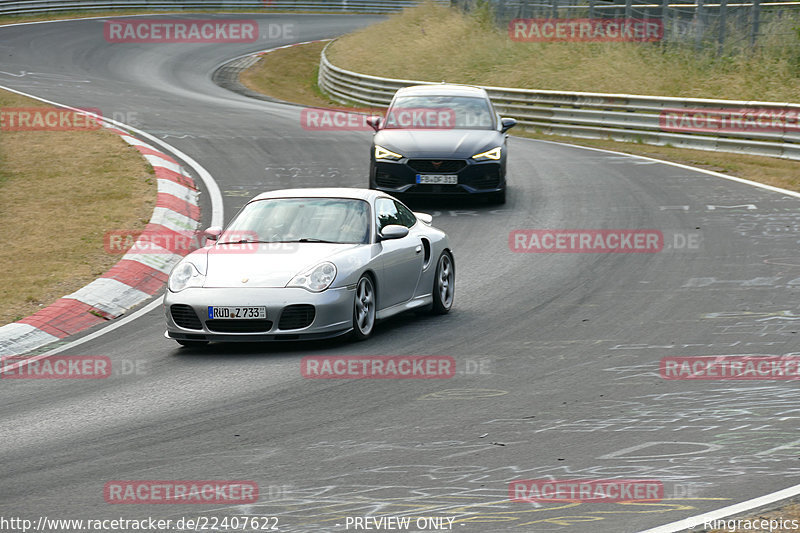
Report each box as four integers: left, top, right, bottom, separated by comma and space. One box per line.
318, 41, 800, 160
0, 0, 447, 16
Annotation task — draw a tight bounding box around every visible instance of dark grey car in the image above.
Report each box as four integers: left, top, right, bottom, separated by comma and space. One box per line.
368, 84, 516, 204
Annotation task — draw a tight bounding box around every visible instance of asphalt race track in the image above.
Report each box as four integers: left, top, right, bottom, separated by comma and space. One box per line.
1, 14, 799, 533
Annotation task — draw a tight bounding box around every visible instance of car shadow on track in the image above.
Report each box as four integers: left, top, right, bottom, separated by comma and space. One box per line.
398, 195, 504, 212
167, 310, 456, 359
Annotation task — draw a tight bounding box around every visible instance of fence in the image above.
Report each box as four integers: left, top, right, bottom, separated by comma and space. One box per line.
452, 0, 800, 53
318, 41, 800, 159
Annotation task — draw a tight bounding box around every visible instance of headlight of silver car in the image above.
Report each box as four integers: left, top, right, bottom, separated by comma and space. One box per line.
472, 147, 502, 161
374, 145, 403, 161
287, 262, 337, 292
168, 260, 205, 292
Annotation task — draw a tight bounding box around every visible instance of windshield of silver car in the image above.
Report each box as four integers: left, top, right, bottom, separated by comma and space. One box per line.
220, 198, 371, 245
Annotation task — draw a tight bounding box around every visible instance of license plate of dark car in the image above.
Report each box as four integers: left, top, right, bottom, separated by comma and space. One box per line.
416, 174, 458, 185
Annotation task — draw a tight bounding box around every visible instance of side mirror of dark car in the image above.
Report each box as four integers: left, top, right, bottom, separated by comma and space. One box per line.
379, 225, 409, 241
203, 226, 222, 243
500, 117, 517, 133
366, 116, 383, 132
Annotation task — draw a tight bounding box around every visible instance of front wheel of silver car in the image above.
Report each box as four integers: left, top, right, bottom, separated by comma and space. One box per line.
432, 252, 454, 315
352, 274, 376, 340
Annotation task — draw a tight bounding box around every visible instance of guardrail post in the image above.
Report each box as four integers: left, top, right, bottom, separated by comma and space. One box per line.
625, 0, 633, 21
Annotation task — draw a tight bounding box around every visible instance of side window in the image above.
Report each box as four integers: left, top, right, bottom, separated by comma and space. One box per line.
376, 198, 401, 231
394, 201, 417, 229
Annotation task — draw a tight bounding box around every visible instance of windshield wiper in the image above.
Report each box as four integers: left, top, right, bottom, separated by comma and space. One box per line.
217, 239, 272, 245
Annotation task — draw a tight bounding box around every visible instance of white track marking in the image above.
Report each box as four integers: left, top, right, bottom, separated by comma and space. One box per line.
637, 483, 800, 532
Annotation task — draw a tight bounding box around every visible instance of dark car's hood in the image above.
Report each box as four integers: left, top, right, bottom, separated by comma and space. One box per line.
374, 129, 504, 158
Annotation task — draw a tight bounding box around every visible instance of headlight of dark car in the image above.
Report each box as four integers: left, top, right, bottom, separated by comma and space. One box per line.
374, 145, 403, 161
472, 147, 502, 161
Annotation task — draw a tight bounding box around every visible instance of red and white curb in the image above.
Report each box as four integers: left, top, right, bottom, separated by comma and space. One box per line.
0, 126, 201, 357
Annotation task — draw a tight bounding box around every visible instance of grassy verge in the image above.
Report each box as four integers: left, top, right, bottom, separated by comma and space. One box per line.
0, 90, 155, 325
239, 41, 343, 109
327, 2, 800, 102
240, 39, 800, 194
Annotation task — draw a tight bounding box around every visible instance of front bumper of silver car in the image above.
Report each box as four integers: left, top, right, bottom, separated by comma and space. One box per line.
164, 286, 354, 342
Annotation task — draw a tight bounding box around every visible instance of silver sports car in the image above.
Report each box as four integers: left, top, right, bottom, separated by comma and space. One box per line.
164, 188, 454, 346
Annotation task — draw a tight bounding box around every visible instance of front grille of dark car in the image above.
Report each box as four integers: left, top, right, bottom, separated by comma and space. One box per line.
375, 171, 407, 188
467, 168, 502, 189
278, 304, 316, 330
170, 304, 203, 330
407, 159, 466, 173
206, 319, 273, 333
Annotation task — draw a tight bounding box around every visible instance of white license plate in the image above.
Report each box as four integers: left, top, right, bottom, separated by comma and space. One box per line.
207, 306, 266, 320
416, 174, 458, 185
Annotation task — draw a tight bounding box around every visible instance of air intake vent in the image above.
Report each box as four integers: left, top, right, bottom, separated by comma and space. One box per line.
170, 304, 202, 330
278, 305, 316, 330
206, 320, 273, 333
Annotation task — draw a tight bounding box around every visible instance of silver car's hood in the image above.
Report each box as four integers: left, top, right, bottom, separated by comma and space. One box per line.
202, 243, 359, 288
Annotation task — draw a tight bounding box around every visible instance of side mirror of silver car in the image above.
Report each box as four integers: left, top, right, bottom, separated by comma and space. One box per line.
379, 225, 409, 240
203, 226, 222, 243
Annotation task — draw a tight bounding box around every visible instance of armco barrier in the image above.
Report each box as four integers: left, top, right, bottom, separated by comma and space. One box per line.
0, 0, 447, 16
317, 41, 800, 160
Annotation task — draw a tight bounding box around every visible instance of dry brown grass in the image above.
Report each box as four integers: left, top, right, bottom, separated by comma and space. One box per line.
327, 2, 800, 102
0, 90, 155, 325
239, 41, 344, 109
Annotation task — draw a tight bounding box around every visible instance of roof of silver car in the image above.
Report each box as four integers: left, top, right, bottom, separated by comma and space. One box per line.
394, 84, 488, 97
250, 188, 385, 202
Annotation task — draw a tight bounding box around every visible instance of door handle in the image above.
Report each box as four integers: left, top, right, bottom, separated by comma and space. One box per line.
415, 245, 422, 254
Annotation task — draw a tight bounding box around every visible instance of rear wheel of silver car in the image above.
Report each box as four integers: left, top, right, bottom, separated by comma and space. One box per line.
432, 252, 454, 314
352, 274, 376, 340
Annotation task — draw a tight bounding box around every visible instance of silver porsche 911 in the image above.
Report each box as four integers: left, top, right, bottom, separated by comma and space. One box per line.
164, 188, 454, 346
